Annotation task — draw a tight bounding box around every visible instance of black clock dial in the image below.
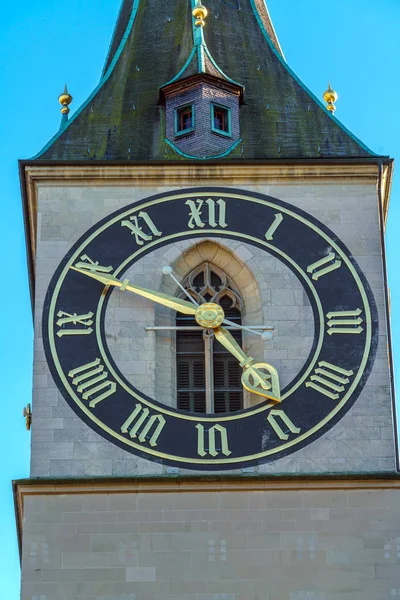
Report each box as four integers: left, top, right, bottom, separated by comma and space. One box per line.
43, 188, 377, 470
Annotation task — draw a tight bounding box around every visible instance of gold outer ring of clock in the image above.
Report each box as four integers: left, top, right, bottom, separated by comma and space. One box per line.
195, 302, 225, 328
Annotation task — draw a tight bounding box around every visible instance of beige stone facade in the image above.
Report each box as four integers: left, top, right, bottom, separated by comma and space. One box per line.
17, 480, 400, 600
17, 162, 399, 600
26, 164, 396, 477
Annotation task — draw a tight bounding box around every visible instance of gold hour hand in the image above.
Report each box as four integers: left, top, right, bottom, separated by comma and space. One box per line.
70, 266, 197, 316
214, 326, 281, 404
214, 326, 251, 365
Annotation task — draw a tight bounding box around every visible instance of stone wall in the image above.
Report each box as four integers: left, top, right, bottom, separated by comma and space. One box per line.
105, 238, 313, 409
20, 484, 400, 600
31, 177, 396, 477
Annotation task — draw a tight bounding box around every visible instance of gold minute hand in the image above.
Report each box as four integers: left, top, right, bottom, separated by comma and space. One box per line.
214, 326, 281, 404
70, 266, 197, 316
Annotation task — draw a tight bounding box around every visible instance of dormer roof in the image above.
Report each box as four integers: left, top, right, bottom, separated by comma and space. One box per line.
34, 0, 377, 161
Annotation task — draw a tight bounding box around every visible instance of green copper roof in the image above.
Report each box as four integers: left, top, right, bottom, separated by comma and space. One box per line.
162, 41, 241, 89
161, 1, 242, 90
35, 0, 376, 161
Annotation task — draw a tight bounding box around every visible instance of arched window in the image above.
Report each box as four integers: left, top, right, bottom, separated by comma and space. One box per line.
176, 263, 244, 414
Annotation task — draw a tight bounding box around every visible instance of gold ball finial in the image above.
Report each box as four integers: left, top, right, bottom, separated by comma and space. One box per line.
323, 82, 338, 113
58, 84, 73, 115
192, 0, 208, 27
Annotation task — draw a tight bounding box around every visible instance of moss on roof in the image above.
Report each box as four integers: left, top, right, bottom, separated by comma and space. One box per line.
36, 0, 376, 161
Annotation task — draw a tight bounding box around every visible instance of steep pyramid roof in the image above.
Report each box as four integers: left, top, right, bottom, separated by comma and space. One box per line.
34, 0, 377, 161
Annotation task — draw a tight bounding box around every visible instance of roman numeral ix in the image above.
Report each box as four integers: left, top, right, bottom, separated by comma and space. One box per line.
56, 310, 94, 337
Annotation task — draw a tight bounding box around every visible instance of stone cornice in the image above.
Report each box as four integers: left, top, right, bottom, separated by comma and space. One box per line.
20, 159, 393, 311
13, 474, 400, 558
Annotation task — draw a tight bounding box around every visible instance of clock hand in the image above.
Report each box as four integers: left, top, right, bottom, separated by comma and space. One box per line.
70, 266, 197, 316
213, 326, 253, 364
161, 266, 274, 339
222, 318, 273, 340
162, 265, 199, 307
213, 326, 281, 403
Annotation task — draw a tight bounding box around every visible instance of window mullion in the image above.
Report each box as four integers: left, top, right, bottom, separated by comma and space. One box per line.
203, 329, 214, 413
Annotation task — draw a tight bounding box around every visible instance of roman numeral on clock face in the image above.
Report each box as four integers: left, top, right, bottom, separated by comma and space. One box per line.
326, 309, 363, 335
305, 361, 354, 400
307, 252, 341, 280
43, 189, 376, 470
121, 403, 166, 447
264, 212, 283, 241
68, 359, 117, 407
267, 409, 301, 441
121, 211, 162, 246
186, 198, 227, 229
196, 423, 231, 457
56, 310, 94, 337
74, 255, 113, 273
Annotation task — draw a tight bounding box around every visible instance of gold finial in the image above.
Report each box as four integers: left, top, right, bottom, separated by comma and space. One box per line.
58, 84, 73, 115
323, 82, 338, 114
23, 404, 32, 431
192, 0, 208, 27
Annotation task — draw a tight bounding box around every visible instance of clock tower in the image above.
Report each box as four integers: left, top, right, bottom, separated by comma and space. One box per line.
16, 1, 399, 598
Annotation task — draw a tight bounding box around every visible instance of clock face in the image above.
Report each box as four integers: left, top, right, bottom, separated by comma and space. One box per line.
43, 187, 377, 470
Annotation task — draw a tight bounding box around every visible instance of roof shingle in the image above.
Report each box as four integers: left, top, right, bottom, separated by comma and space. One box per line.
35, 0, 376, 161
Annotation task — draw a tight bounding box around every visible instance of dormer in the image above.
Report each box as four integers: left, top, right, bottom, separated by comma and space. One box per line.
159, 2, 244, 159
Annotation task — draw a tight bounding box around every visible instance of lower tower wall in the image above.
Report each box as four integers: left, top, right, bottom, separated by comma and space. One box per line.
16, 478, 400, 600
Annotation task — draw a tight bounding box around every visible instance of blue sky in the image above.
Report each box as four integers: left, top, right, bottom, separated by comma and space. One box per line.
0, 0, 399, 597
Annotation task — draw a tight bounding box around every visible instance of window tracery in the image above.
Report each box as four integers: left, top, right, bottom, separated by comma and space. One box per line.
176, 263, 244, 414
178, 262, 243, 309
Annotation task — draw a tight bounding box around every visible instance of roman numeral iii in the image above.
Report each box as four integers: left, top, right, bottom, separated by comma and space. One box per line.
326, 308, 363, 335
186, 198, 227, 229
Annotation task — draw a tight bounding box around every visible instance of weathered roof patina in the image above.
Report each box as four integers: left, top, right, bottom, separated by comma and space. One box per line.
35, 0, 376, 161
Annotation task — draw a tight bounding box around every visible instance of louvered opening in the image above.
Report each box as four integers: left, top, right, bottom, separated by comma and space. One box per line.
176, 288, 243, 414
176, 310, 206, 413
177, 391, 206, 413
213, 296, 243, 413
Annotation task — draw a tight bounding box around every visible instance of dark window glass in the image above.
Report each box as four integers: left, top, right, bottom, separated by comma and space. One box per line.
176, 294, 243, 414
177, 106, 193, 132
213, 106, 229, 132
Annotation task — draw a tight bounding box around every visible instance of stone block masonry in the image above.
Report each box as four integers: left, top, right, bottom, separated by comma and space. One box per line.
18, 481, 400, 600
30, 173, 396, 477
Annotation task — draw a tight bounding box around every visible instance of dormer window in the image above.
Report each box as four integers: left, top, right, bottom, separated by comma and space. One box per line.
211, 103, 231, 137
175, 104, 195, 136
161, 77, 241, 157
